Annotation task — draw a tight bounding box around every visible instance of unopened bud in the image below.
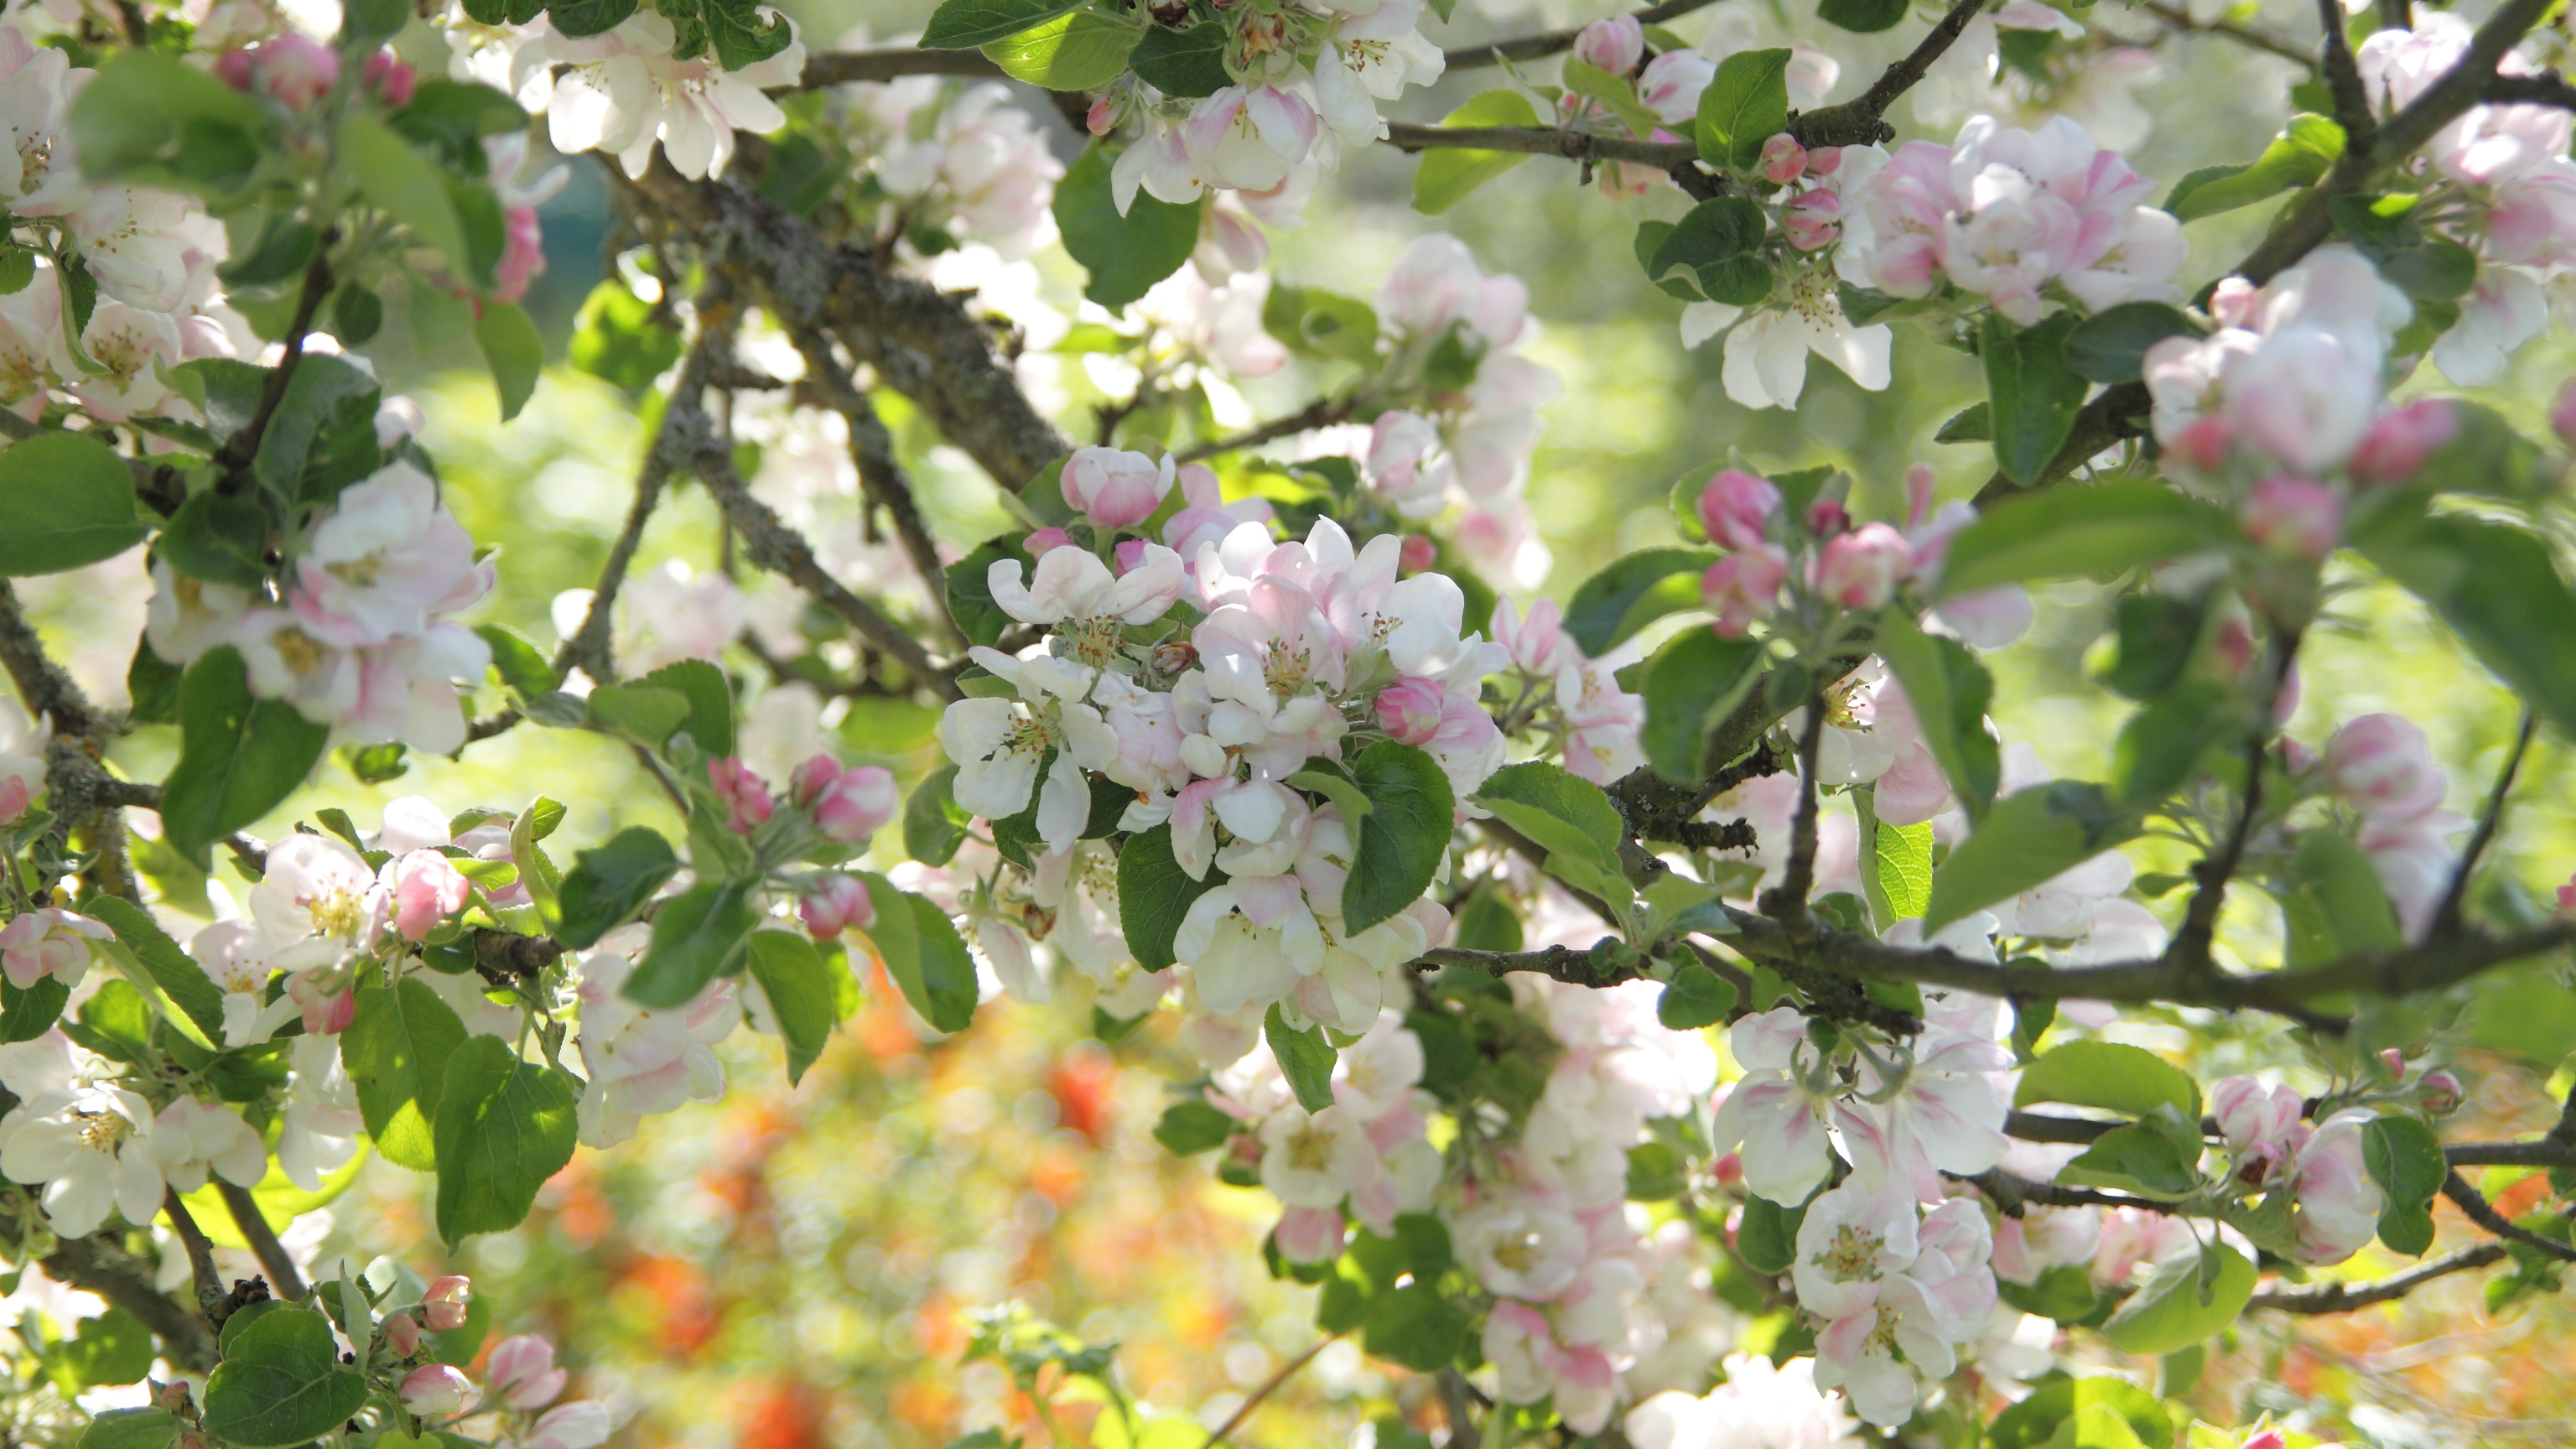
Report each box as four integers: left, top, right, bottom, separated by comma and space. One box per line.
2419, 1068, 2464, 1114
2380, 1046, 2407, 1081
1805, 498, 1849, 539
1150, 640, 1197, 677
1399, 534, 1437, 574
423, 1275, 471, 1332
1758, 133, 1807, 184
383, 1311, 423, 1357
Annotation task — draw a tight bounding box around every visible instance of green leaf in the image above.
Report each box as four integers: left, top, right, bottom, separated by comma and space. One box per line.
1262, 284, 1380, 368
1982, 310, 2091, 486
626, 877, 757, 1008
554, 827, 678, 949
584, 681, 690, 750
2111, 680, 2235, 806
1936, 402, 1992, 443
82, 896, 225, 1042
652, 0, 792, 66
343, 975, 467, 1171
1563, 57, 1665, 140
2099, 1244, 2255, 1355
1639, 627, 1763, 782
159, 647, 330, 865
2062, 302, 2200, 384
746, 930, 837, 1085
2015, 1039, 2200, 1124
2096, 590, 2207, 700
1695, 48, 1790, 171
1118, 824, 1226, 969
474, 301, 543, 422
77, 1409, 184, 1449
569, 281, 683, 392
1656, 964, 1736, 1029
2470, 963, 2576, 1068
67, 51, 264, 197
1872, 609, 2001, 818
475, 623, 554, 699
2166, 114, 2344, 221
2356, 512, 2576, 742
430, 1034, 579, 1245
1413, 90, 1541, 214
1053, 143, 1198, 310
1265, 1003, 1337, 1112
1994, 1265, 2103, 1327
1940, 480, 2238, 597
2360, 1114, 2446, 1209
857, 875, 979, 1033
0, 434, 145, 575
980, 9, 1140, 89
2277, 828, 2400, 967
2059, 1123, 2202, 1197
1127, 23, 1230, 97
947, 536, 1020, 649
1468, 761, 1623, 875
0, 978, 67, 1041
1817, 0, 1906, 31
340, 116, 477, 287
634, 658, 735, 758
200, 1308, 370, 1448
49, 1308, 156, 1392
1872, 813, 1934, 923
1153, 1099, 1237, 1155
1563, 548, 1716, 656
1361, 1284, 1467, 1372
1649, 197, 1768, 296
922, 0, 1083, 48
1342, 741, 1453, 933
1736, 1194, 1805, 1275
1626, 1141, 1686, 1199
904, 765, 972, 866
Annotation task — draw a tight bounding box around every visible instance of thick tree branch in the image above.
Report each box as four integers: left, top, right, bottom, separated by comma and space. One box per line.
2316, 0, 2378, 153
1757, 695, 1827, 932
1961, 1167, 2189, 1216
0, 579, 136, 896
2483, 72, 2576, 109
164, 1187, 226, 1317
1381, 122, 1699, 169
1786, 0, 1991, 148
1418, 940, 1647, 987
783, 324, 959, 641
794, 47, 1003, 88
219, 1179, 309, 1301
2251, 1243, 2508, 1312
44, 1232, 218, 1371
2441, 1168, 2576, 1263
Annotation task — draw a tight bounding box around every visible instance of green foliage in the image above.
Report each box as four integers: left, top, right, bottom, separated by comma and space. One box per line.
570, 281, 683, 392
345, 975, 468, 1171
475, 300, 544, 421
1940, 481, 2239, 596
67, 51, 264, 197
1989, 1379, 2173, 1449
2355, 511, 2576, 741
1655, 964, 1736, 1028
1341, 741, 1453, 933
2099, 1244, 2255, 1355
1265, 1004, 1337, 1112
1981, 311, 2090, 485
1564, 548, 1716, 655
1264, 284, 1380, 368
1695, 49, 1791, 171
1127, 23, 1229, 97
2062, 302, 2200, 383
2166, 114, 2344, 221
979, 10, 1140, 87
627, 876, 759, 1008
746, 929, 841, 1085
2016, 1040, 2201, 1124
1639, 628, 1763, 782
1873, 609, 2001, 818
432, 1034, 580, 1244
860, 873, 979, 1032
158, 647, 331, 865
1414, 91, 1540, 213
200, 1308, 370, 1447
554, 827, 681, 949
1054, 144, 1200, 309
0, 434, 146, 576
1468, 761, 1625, 904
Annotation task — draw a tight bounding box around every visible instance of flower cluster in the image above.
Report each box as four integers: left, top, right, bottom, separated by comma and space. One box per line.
145, 456, 498, 754
844, 77, 1066, 260
2314, 712, 2466, 939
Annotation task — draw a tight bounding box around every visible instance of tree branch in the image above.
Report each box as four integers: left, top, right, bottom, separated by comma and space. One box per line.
44, 1232, 218, 1372
1175, 392, 1366, 465
1757, 693, 1827, 932
2250, 1242, 2507, 1312
555, 349, 706, 687
2432, 708, 2534, 940
793, 47, 1004, 88
0, 579, 136, 897
783, 323, 958, 642
219, 1178, 309, 1301
2135, 0, 2319, 70
163, 1187, 226, 1317
2316, 0, 2378, 153
1441, 0, 1725, 70
1786, 0, 1991, 148
1961, 1167, 2189, 1216
2442, 1168, 2576, 1262
1417, 939, 1647, 987
214, 240, 337, 475
2483, 72, 2576, 109
2168, 642, 2292, 972
1380, 122, 1699, 169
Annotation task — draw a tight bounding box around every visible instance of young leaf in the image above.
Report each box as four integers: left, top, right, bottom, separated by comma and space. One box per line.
2098, 1244, 2254, 1355
2110, 680, 2235, 806
1414, 91, 1541, 214
1467, 761, 1623, 875
1562, 548, 1716, 656
1872, 814, 1934, 924
921, 0, 1083, 47
1265, 1003, 1337, 1112
1695, 48, 1790, 170
1656, 964, 1737, 1029
81, 896, 226, 1042
654, 0, 794, 66
1872, 609, 2001, 818
553, 827, 679, 949
339, 117, 475, 285
430, 1034, 579, 1245
1152, 1099, 1237, 1155
979, 9, 1140, 89
473, 300, 543, 422
745, 929, 839, 1085
1639, 628, 1763, 782
624, 877, 757, 1008
158, 647, 330, 865
1938, 480, 2237, 596
342, 976, 468, 1171
1053, 143, 1198, 310
1342, 741, 1454, 933
67, 52, 264, 197
1981, 311, 2090, 485
198, 1308, 369, 1448
0, 433, 148, 576
1127, 22, 1229, 97
2355, 512, 2576, 742
634, 657, 735, 757
856, 874, 979, 1032
2164, 114, 2343, 221
1117, 824, 1227, 970
2013, 1039, 2201, 1124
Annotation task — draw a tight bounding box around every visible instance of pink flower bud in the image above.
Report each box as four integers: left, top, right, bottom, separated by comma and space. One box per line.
2174, 415, 2233, 472
1063, 446, 1173, 530
1701, 547, 1786, 639
1696, 468, 1779, 548
486, 1333, 569, 1411
1805, 146, 1841, 176
423, 1275, 471, 1332
2240, 475, 2342, 560
1025, 527, 1075, 555
1374, 677, 1447, 745
492, 205, 546, 304
401, 1363, 473, 1417
287, 969, 356, 1035
363, 48, 417, 106
0, 775, 29, 826
249, 33, 340, 110
387, 849, 470, 940
2324, 714, 2445, 823
1572, 14, 1644, 75
812, 764, 898, 844
2208, 277, 2260, 331
1758, 134, 1807, 184
2381, 1046, 2407, 1079
789, 753, 843, 807
707, 757, 775, 835
799, 872, 875, 939
1086, 96, 1118, 136
1780, 190, 1841, 251
1275, 1206, 1347, 1265
2350, 399, 2456, 486
2240, 1432, 2286, 1449
1814, 522, 1914, 609
2418, 1068, 2464, 1114
1114, 538, 1150, 574
1711, 1151, 1742, 1190
382, 1312, 421, 1358
2559, 871, 2576, 917
1805, 498, 1849, 539
214, 48, 255, 91
1400, 535, 1437, 573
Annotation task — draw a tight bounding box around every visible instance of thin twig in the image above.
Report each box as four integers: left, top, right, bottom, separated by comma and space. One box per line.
1380, 122, 1699, 169
217, 1179, 310, 1301
2169, 639, 2295, 971
1202, 1333, 1343, 1449
1442, 0, 1725, 70
214, 241, 336, 475
2433, 708, 2535, 939
1961, 1168, 2189, 1217
2442, 1168, 2576, 1264
557, 346, 711, 686
1758, 694, 1828, 932
1175, 392, 1366, 465
163, 1187, 226, 1315
1787, 0, 1992, 148
2316, 0, 2378, 153
785, 325, 958, 642
2251, 1243, 2506, 1312
2137, 0, 2319, 70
